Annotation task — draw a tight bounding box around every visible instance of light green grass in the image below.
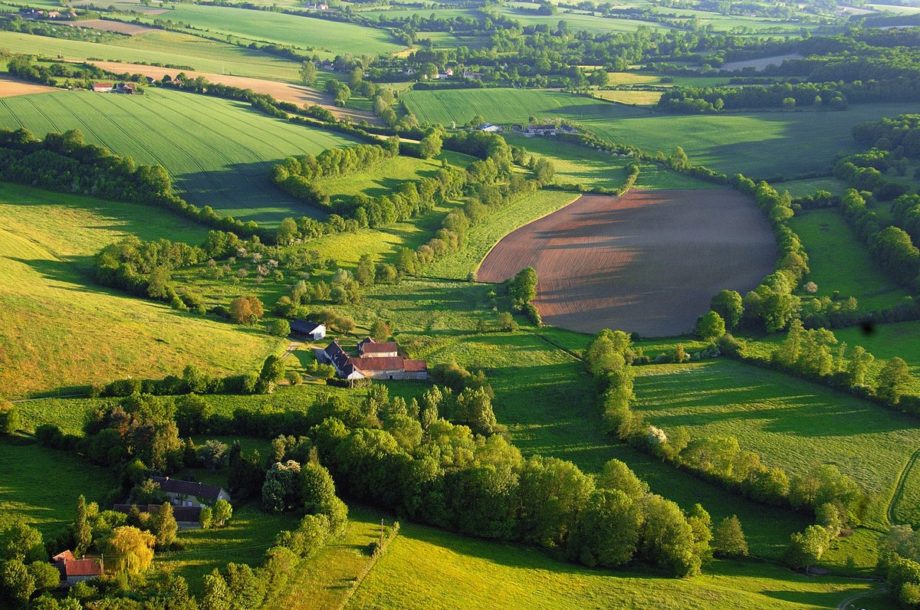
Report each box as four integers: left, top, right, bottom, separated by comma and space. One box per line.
319, 151, 470, 202
0, 88, 355, 224
495, 6, 670, 33
0, 438, 116, 536
777, 177, 848, 198
352, 512, 877, 609
141, 4, 402, 55
593, 88, 663, 105
405, 89, 919, 178
632, 359, 920, 530
835, 322, 920, 382
790, 208, 910, 311
0, 182, 282, 397
0, 30, 304, 81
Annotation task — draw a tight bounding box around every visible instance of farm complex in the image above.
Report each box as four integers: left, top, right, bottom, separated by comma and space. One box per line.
2, 1, 920, 609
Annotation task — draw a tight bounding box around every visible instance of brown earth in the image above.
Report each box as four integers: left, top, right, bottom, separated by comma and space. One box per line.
65, 19, 155, 35
88, 61, 378, 124
477, 190, 777, 337
0, 75, 59, 98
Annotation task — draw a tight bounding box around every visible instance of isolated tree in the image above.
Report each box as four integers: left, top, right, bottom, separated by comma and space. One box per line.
670, 146, 690, 170
711, 290, 743, 329
370, 319, 391, 342
106, 526, 155, 577
419, 131, 443, 159
713, 515, 748, 558
229, 296, 264, 325
277, 218, 298, 245
510, 267, 538, 309
299, 60, 317, 87
785, 525, 831, 571
269, 318, 291, 338
0, 399, 20, 436
150, 503, 178, 548
200, 506, 214, 530
73, 495, 93, 557
260, 355, 286, 384
696, 310, 726, 341
498, 312, 518, 332
878, 357, 911, 404
355, 254, 376, 287
212, 499, 233, 528
533, 158, 556, 184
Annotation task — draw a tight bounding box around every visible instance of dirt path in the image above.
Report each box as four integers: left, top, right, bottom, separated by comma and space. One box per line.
88, 61, 378, 124
836, 586, 885, 610
888, 445, 920, 525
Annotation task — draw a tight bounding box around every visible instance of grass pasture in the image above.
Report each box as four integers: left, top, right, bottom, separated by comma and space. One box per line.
632, 359, 920, 529
0, 88, 356, 224
790, 208, 910, 311
0, 438, 116, 535
352, 513, 874, 609
0, 182, 281, 397
140, 4, 402, 56
593, 88, 663, 106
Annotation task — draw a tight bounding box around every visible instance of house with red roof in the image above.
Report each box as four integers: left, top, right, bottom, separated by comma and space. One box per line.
53, 551, 103, 586
318, 338, 427, 381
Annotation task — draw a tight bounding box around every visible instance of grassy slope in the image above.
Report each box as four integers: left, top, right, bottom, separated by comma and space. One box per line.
140, 4, 402, 55
790, 208, 910, 311
0, 88, 355, 225
0, 30, 304, 81
0, 182, 281, 397
632, 358, 920, 529
351, 513, 875, 609
403, 89, 919, 178
496, 6, 670, 33
0, 438, 116, 535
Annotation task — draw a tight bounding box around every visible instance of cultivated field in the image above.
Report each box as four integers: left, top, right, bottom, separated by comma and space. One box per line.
66, 18, 156, 35
0, 75, 58, 98
477, 190, 776, 336
0, 88, 356, 224
0, 183, 282, 397
790, 208, 910, 311
721, 53, 804, 71
88, 61, 374, 122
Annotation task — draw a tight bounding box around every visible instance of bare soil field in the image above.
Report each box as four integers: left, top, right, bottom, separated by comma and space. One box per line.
477, 190, 776, 337
66, 19, 155, 35
88, 61, 377, 123
721, 53, 803, 72
0, 75, 58, 98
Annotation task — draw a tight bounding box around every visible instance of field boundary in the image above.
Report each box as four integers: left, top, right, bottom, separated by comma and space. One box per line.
337, 520, 399, 610
889, 446, 920, 526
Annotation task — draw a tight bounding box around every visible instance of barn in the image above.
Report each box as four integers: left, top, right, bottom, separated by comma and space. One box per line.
291, 319, 326, 340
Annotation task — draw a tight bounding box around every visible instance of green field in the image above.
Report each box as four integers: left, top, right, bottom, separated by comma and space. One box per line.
0, 438, 116, 534
0, 30, 305, 82
496, 6, 669, 33
632, 359, 920, 529
141, 4, 403, 55
0, 88, 356, 224
790, 208, 910, 311
352, 513, 878, 609
0, 182, 282, 397
777, 177, 848, 198
835, 322, 920, 379
404, 89, 919, 179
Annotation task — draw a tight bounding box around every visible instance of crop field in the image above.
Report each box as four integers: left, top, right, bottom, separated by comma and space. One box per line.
495, 6, 670, 33
352, 514, 874, 609
67, 19, 156, 35
0, 88, 356, 224
404, 89, 920, 178
0, 182, 281, 397
0, 74, 58, 98
0, 438, 116, 535
632, 359, 920, 528
0, 30, 305, 82
790, 208, 910, 311
477, 190, 776, 337
721, 53, 804, 72
593, 89, 663, 105
139, 4, 403, 55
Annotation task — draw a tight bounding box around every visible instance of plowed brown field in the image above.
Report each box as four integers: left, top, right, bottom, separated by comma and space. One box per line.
0, 75, 58, 98
477, 190, 776, 337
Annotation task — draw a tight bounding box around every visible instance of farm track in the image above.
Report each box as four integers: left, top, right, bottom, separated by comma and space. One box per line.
888, 445, 920, 526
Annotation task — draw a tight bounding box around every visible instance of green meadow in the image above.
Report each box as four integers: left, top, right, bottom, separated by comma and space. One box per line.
141, 4, 403, 55
495, 6, 670, 33
632, 359, 920, 529
0, 182, 281, 397
790, 208, 910, 311
0, 88, 356, 224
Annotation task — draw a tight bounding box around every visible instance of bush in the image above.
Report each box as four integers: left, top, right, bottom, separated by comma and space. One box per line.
269, 319, 291, 337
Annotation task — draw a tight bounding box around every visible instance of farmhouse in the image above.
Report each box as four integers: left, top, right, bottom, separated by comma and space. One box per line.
91, 82, 114, 93
478, 123, 503, 133
520, 124, 577, 137
290, 319, 326, 340
318, 338, 428, 381
151, 476, 230, 507
53, 551, 103, 586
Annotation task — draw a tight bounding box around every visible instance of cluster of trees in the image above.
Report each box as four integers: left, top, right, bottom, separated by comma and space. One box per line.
879, 525, 920, 608
841, 189, 920, 289
7, 55, 108, 88
658, 81, 848, 113
0, 520, 60, 607
584, 329, 868, 525
854, 114, 920, 160
0, 128, 267, 241
508, 267, 541, 326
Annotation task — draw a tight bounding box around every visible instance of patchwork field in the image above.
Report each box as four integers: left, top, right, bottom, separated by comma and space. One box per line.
141, 4, 403, 55
67, 18, 156, 35
0, 75, 59, 98
477, 190, 776, 337
403, 89, 919, 178
632, 359, 920, 528
0, 88, 356, 224
791, 208, 910, 311
0, 182, 282, 397
0, 30, 305, 82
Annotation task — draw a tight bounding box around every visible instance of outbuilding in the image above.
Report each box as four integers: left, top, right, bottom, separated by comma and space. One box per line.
290, 319, 326, 341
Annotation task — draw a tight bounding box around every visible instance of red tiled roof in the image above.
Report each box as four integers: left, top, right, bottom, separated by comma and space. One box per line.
360, 342, 399, 354
93, 82, 113, 88
52, 550, 75, 563
351, 356, 406, 372
404, 359, 427, 372
64, 558, 103, 578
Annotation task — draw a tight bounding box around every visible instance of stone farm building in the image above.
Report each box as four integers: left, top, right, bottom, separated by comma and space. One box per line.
290, 319, 326, 341
151, 476, 230, 507
318, 338, 428, 381
52, 550, 103, 586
